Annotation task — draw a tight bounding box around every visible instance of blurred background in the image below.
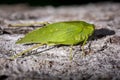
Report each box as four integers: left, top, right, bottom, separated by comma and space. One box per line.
0, 0, 119, 6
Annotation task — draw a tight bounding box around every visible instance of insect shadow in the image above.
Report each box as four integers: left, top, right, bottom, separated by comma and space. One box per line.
21, 28, 115, 58
93, 28, 115, 40
0, 75, 9, 80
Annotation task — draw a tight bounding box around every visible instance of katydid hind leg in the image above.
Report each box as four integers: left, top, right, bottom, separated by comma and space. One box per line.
10, 44, 43, 60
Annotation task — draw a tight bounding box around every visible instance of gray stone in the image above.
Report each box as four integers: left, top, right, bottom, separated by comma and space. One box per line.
0, 2, 120, 80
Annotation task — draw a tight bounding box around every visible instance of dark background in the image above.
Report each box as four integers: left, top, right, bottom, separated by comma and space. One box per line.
0, 0, 119, 6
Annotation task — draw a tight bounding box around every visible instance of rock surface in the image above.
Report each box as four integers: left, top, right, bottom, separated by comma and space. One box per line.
0, 2, 120, 80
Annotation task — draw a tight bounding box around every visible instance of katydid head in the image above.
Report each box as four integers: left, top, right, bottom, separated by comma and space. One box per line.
86, 24, 95, 37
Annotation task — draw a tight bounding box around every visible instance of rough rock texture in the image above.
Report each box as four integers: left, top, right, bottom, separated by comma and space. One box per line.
0, 2, 120, 80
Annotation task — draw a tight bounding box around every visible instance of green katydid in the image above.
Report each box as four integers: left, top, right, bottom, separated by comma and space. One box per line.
10, 21, 95, 60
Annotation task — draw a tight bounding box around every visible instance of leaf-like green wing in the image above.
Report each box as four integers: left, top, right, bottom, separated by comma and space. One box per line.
16, 21, 94, 45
